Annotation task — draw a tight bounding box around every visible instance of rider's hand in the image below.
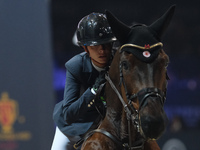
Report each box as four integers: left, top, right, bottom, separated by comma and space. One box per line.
92, 71, 106, 95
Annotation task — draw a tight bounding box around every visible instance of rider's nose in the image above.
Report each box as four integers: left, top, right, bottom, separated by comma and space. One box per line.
99, 45, 106, 53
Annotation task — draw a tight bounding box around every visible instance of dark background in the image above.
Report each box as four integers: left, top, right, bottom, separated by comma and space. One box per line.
50, 0, 200, 149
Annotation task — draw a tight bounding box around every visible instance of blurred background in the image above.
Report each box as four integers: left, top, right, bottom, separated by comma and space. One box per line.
0, 0, 199, 149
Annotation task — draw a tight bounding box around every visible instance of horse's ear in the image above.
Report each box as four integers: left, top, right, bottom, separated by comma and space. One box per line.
105, 10, 131, 44
149, 5, 176, 38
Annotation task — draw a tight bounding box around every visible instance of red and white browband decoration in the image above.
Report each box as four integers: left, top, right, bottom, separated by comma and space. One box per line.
119, 42, 163, 58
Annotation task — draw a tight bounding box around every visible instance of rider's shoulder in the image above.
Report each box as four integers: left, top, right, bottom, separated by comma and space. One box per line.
65, 52, 88, 67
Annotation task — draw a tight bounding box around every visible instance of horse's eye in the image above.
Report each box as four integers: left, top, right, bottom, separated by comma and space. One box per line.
122, 61, 129, 70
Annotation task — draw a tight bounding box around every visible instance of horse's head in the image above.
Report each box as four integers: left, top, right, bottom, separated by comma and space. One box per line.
105, 5, 175, 140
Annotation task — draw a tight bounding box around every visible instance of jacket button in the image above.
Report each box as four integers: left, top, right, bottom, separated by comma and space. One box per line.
88, 104, 91, 107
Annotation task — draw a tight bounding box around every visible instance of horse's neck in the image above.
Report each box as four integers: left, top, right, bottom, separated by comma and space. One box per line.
102, 50, 138, 141
102, 82, 137, 142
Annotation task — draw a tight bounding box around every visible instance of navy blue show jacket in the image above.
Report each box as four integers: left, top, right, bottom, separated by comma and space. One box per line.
53, 52, 100, 136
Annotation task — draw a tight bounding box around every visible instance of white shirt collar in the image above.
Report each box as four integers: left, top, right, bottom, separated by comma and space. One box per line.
92, 61, 106, 72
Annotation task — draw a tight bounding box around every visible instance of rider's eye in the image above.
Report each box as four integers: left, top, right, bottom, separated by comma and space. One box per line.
122, 61, 129, 70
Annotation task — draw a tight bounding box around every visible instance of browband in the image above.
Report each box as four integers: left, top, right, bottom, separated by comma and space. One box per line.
119, 42, 163, 52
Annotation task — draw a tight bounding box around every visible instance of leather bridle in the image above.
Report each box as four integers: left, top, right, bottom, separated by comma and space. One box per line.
101, 43, 167, 149
104, 71, 166, 149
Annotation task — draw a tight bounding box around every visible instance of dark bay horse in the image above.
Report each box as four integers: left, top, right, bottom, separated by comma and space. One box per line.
81, 5, 175, 150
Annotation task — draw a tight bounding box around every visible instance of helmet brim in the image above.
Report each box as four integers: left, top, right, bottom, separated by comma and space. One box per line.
78, 37, 117, 46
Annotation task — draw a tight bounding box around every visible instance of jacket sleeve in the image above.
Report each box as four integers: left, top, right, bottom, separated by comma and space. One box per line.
62, 54, 97, 124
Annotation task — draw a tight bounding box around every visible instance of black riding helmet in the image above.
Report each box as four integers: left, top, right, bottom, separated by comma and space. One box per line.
76, 12, 117, 46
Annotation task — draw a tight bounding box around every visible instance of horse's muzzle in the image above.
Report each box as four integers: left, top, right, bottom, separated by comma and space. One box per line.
139, 96, 168, 139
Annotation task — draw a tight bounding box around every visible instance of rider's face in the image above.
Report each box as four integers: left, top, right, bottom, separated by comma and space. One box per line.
86, 43, 112, 68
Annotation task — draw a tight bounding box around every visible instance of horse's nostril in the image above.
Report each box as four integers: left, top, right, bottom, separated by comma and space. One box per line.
140, 115, 166, 139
